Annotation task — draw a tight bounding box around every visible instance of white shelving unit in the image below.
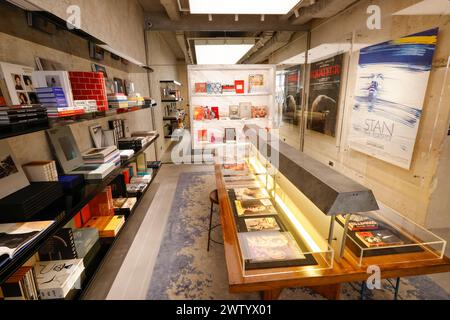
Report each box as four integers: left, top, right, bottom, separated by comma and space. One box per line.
188, 64, 277, 150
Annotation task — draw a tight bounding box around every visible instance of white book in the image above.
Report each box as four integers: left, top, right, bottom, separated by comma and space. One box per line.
22, 161, 58, 182
70, 162, 116, 180
35, 259, 84, 300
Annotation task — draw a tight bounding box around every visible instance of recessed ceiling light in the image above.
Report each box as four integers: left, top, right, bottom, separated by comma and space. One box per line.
195, 43, 254, 65
189, 0, 300, 15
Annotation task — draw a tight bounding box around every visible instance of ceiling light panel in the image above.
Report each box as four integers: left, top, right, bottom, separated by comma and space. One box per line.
189, 0, 300, 15
195, 43, 254, 65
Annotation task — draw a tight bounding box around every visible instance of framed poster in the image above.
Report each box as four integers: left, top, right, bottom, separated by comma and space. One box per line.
0, 62, 35, 106
349, 28, 438, 170
0, 141, 30, 199
307, 54, 343, 137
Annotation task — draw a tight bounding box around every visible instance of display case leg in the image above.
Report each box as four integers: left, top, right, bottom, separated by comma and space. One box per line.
393, 278, 400, 300
261, 289, 282, 300
360, 282, 367, 300
308, 284, 342, 300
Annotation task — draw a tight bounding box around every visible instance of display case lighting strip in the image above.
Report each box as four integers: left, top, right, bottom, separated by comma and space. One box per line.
274, 195, 321, 253
249, 156, 321, 253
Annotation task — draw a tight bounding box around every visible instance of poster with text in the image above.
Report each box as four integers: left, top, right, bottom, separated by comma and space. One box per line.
349, 28, 438, 170
307, 54, 344, 137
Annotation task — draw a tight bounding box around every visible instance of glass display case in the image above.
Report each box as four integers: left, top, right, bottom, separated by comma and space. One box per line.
220, 142, 335, 278
335, 205, 446, 267
235, 126, 447, 273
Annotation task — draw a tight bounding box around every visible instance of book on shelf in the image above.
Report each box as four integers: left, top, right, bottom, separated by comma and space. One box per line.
0, 266, 39, 300
234, 199, 277, 217
83, 150, 120, 165
83, 215, 125, 238
34, 259, 84, 300
130, 174, 152, 184
113, 197, 137, 214
355, 230, 404, 248
82, 146, 118, 160
120, 149, 134, 160
38, 228, 78, 261
89, 186, 115, 217
22, 160, 58, 182
72, 227, 99, 258
0, 221, 54, 260
337, 214, 379, 231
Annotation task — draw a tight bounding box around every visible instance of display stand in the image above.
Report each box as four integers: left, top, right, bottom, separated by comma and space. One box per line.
188, 64, 277, 152
214, 130, 450, 300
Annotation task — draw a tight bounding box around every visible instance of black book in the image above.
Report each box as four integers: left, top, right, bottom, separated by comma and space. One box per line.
38, 228, 78, 261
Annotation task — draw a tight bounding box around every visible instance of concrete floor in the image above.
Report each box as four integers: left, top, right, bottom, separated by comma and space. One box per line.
83, 154, 450, 299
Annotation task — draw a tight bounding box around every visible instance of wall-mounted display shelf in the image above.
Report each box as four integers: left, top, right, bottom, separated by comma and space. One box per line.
0, 135, 159, 286
0, 105, 156, 141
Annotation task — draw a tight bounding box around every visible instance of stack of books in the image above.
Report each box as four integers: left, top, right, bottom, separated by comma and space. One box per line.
113, 197, 137, 215
82, 146, 120, 166
128, 93, 145, 107
22, 161, 58, 182
36, 87, 84, 118
107, 93, 129, 109
74, 100, 98, 113
0, 266, 39, 300
0, 105, 48, 126
34, 259, 84, 300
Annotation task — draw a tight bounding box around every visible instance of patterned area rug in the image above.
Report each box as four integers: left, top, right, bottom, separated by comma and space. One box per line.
147, 172, 450, 300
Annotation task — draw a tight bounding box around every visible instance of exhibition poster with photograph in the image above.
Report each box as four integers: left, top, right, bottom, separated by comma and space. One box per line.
349, 28, 438, 169
307, 54, 343, 137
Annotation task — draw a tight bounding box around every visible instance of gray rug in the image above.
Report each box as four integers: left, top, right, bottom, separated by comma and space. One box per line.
147, 172, 450, 300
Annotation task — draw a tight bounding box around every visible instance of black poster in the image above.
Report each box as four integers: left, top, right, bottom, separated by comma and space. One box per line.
307, 54, 343, 137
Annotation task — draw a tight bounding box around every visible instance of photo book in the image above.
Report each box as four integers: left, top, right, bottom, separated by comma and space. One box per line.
0, 61, 36, 106
0, 140, 30, 199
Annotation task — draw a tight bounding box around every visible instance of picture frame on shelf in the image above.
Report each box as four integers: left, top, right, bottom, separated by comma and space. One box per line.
34, 57, 64, 71
46, 126, 84, 174
0, 140, 30, 199
0, 61, 35, 106
225, 128, 237, 142
89, 125, 103, 148
248, 74, 265, 93
91, 64, 108, 78
89, 42, 105, 61
113, 78, 125, 94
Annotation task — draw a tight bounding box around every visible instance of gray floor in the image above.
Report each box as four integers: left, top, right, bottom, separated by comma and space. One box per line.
84, 159, 450, 299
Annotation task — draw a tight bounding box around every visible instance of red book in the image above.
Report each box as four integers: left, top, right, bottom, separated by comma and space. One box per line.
80, 204, 91, 225
235, 80, 245, 94
73, 212, 83, 228
89, 186, 114, 216
122, 169, 130, 184
210, 106, 219, 120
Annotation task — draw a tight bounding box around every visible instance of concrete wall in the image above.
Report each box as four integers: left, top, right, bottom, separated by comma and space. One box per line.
146, 31, 184, 156
26, 0, 147, 63
270, 0, 450, 227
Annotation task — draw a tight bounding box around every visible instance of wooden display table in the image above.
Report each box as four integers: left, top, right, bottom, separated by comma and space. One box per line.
215, 165, 450, 300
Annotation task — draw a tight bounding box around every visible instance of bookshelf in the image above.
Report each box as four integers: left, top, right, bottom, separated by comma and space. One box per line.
0, 135, 159, 286
187, 64, 277, 150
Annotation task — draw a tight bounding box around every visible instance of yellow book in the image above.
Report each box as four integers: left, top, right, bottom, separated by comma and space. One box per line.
84, 216, 125, 238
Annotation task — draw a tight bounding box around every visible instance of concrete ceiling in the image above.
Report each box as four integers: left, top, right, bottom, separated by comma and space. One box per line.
138, 0, 361, 64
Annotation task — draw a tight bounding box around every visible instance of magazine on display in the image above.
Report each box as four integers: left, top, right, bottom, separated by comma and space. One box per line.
235, 198, 277, 217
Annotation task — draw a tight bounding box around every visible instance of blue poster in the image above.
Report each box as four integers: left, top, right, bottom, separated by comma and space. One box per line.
349, 28, 438, 169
